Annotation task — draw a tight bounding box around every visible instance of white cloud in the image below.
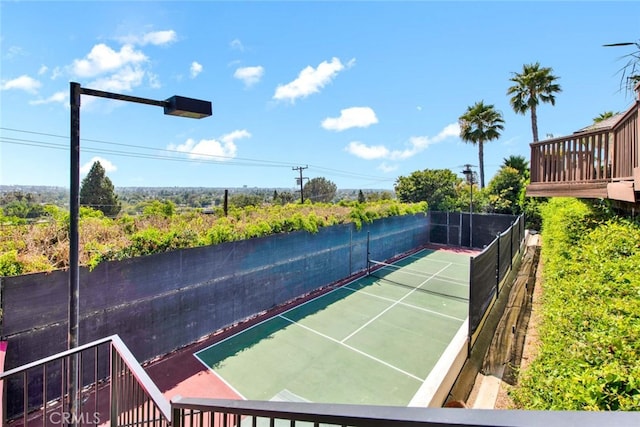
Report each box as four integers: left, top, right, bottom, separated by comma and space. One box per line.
345, 141, 389, 160
234, 66, 264, 87
1, 75, 41, 93
51, 67, 63, 80
4, 46, 26, 60
169, 130, 251, 161
322, 107, 378, 131
190, 61, 203, 78
230, 39, 244, 51
89, 65, 146, 92
38, 65, 48, 75
378, 162, 398, 173
117, 30, 177, 46
141, 30, 177, 46
345, 123, 460, 161
434, 123, 461, 141
389, 123, 460, 160
81, 157, 117, 175
147, 72, 161, 88
273, 57, 352, 102
71, 44, 147, 78
29, 91, 67, 105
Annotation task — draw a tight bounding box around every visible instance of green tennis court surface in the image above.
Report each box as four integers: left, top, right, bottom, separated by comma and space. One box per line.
195, 248, 470, 406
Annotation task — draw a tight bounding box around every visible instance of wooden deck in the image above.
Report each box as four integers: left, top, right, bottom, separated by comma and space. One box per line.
527, 85, 640, 205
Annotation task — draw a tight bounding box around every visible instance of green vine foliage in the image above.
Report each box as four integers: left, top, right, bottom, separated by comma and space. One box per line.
3, 200, 428, 274
512, 198, 640, 410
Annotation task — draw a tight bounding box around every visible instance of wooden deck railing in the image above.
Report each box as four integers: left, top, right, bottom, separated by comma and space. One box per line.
528, 98, 639, 200
530, 129, 612, 184
612, 104, 639, 179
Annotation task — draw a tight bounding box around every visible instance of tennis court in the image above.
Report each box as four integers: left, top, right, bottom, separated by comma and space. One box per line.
195, 248, 472, 407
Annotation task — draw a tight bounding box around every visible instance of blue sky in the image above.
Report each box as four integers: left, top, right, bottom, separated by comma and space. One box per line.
1, 1, 639, 191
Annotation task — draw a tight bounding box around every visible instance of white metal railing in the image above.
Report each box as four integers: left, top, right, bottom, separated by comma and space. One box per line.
0, 335, 170, 427
170, 397, 639, 427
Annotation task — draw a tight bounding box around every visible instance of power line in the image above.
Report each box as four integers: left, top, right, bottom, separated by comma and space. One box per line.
1, 127, 396, 186
0, 127, 296, 167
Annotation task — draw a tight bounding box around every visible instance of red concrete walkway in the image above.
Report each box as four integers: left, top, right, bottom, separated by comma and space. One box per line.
145, 334, 242, 401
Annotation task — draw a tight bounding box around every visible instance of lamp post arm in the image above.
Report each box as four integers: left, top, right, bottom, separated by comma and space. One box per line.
79, 86, 168, 108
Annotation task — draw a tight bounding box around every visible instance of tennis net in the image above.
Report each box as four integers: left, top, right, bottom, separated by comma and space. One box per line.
368, 259, 469, 302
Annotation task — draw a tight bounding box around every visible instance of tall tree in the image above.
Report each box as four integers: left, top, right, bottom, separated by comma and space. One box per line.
394, 169, 461, 211
486, 166, 525, 215
79, 161, 121, 216
303, 177, 337, 203
458, 101, 505, 189
507, 62, 562, 143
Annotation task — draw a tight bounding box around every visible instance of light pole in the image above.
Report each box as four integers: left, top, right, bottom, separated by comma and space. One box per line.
68, 82, 211, 424
462, 164, 474, 248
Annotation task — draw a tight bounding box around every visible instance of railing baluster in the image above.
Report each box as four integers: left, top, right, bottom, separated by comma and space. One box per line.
94, 345, 99, 426
23, 371, 28, 427
43, 364, 47, 427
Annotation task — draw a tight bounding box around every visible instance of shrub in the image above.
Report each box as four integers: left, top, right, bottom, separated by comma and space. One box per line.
0, 250, 24, 276
5, 200, 428, 272
511, 198, 640, 410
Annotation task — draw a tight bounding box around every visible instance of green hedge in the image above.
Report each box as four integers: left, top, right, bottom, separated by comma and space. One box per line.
512, 198, 640, 410
2, 200, 428, 275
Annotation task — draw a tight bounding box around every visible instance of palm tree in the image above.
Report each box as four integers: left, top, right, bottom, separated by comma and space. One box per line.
592, 111, 619, 123
604, 40, 640, 95
503, 155, 529, 175
458, 101, 505, 189
507, 62, 562, 143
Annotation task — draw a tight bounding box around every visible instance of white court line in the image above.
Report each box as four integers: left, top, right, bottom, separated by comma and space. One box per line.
196, 250, 464, 356
343, 285, 465, 322
193, 352, 248, 400
404, 252, 470, 267
195, 280, 357, 355
278, 314, 423, 383
370, 260, 468, 287
193, 249, 463, 393
342, 263, 453, 343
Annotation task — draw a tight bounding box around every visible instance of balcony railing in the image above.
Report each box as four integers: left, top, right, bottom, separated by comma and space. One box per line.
3, 336, 639, 426
0, 335, 170, 427
528, 97, 639, 201
170, 397, 638, 427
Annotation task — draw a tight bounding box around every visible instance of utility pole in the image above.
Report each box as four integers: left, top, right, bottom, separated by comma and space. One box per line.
462, 164, 475, 248
293, 166, 308, 203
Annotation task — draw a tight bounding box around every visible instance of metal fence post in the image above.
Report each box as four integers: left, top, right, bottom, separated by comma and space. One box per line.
510, 222, 514, 270
495, 233, 501, 296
